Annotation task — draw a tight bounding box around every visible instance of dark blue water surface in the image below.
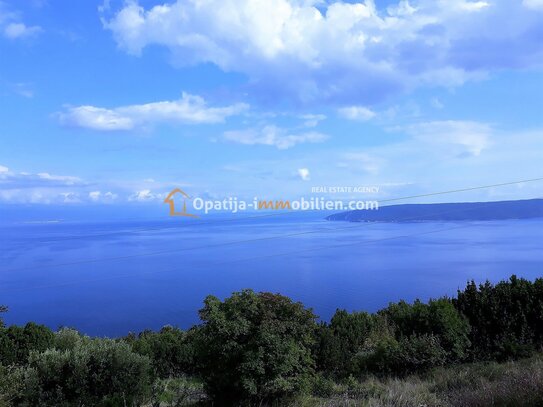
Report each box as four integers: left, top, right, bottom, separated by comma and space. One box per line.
1, 211, 542, 336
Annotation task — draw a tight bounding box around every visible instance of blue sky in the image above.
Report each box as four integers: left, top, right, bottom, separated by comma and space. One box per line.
0, 0, 542, 207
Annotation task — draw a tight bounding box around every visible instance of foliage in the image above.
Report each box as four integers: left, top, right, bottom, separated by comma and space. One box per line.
195, 289, 317, 404
381, 298, 471, 362
0, 274, 543, 404
20, 335, 152, 406
0, 307, 7, 329
150, 376, 206, 407
454, 275, 543, 360
125, 326, 195, 379
0, 365, 25, 407
317, 298, 470, 378
315, 310, 375, 377
52, 328, 82, 352
0, 323, 54, 366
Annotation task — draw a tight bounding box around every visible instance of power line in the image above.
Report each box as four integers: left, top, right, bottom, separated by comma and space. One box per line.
5, 176, 543, 245
4, 193, 541, 273
378, 177, 543, 203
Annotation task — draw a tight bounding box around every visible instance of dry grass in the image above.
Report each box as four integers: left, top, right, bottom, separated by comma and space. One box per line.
288, 354, 543, 407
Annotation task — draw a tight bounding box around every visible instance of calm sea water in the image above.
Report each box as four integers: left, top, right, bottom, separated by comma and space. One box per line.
1, 211, 542, 336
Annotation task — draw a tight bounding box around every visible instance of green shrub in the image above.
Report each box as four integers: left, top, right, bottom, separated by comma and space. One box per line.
382, 298, 470, 362
359, 334, 446, 376
53, 328, 82, 352
20, 336, 152, 406
125, 325, 195, 378
0, 364, 25, 406
0, 323, 54, 366
195, 289, 317, 405
315, 310, 375, 377
311, 374, 338, 398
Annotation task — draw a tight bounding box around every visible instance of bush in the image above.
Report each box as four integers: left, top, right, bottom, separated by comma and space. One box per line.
359, 334, 447, 376
0, 364, 25, 406
315, 310, 375, 377
0, 323, 54, 366
52, 328, 82, 352
382, 298, 471, 362
311, 374, 338, 398
20, 336, 152, 406
125, 325, 194, 378
195, 289, 317, 404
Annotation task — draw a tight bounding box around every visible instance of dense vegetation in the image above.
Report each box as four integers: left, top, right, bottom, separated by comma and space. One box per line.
1, 275, 543, 406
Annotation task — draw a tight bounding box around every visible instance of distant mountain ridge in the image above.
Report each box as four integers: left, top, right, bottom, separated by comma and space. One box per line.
326, 198, 543, 222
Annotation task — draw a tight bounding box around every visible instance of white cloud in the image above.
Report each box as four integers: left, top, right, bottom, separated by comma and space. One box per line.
0, 167, 88, 204
60, 192, 80, 204
0, 169, 82, 187
59, 106, 134, 131
0, 4, 42, 40
223, 125, 327, 149
0, 166, 157, 205
128, 189, 164, 202
89, 191, 118, 202
12, 82, 34, 98
459, 1, 489, 11
4, 22, 42, 39
523, 0, 543, 10
338, 106, 376, 121
404, 120, 492, 156
58, 92, 249, 131
37, 172, 81, 185
102, 0, 543, 104
297, 168, 310, 181
299, 114, 326, 128
89, 191, 101, 201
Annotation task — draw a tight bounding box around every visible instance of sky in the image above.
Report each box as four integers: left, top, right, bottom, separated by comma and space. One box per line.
0, 0, 542, 210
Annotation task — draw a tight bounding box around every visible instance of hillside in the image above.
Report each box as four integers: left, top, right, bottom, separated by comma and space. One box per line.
327, 198, 543, 222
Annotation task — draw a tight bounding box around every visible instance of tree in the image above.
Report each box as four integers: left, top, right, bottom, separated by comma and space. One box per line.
454, 275, 543, 360
0, 306, 7, 329
0, 323, 54, 366
315, 310, 375, 377
195, 290, 317, 404
382, 298, 470, 362
126, 325, 195, 378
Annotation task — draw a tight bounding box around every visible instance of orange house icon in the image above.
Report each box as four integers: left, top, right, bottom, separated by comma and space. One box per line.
163, 188, 198, 217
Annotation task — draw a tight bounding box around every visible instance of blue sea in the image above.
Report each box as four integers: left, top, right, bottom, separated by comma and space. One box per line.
1, 208, 542, 336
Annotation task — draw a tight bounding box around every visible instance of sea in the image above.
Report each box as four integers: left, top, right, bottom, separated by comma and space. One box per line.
1, 206, 542, 336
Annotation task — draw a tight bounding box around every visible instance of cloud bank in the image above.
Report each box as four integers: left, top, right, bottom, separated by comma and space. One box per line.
103, 0, 543, 105
58, 92, 249, 131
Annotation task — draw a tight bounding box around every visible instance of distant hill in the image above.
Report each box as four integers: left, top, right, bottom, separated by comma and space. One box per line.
326, 198, 543, 222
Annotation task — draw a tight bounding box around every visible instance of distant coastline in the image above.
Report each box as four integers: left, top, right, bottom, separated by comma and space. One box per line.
327, 198, 543, 222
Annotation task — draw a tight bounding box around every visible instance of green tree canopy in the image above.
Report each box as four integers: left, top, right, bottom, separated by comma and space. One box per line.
195, 289, 317, 404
